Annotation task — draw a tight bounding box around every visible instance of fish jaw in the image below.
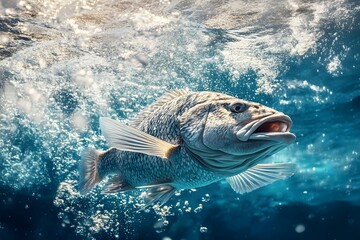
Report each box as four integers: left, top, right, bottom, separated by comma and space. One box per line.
236, 114, 296, 144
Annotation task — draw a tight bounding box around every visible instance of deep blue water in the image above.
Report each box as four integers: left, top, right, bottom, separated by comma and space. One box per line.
1, 0, 360, 239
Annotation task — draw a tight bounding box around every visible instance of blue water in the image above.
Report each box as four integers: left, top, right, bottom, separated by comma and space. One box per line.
0, 0, 360, 239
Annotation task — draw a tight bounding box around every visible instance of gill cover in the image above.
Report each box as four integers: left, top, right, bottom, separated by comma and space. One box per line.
179, 102, 246, 174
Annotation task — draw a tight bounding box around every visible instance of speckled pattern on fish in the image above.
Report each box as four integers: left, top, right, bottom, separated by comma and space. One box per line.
79, 90, 296, 205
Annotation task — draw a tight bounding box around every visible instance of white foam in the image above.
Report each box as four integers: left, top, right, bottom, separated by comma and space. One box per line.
0, 34, 9, 44
72, 111, 88, 132
128, 9, 173, 31
73, 69, 94, 88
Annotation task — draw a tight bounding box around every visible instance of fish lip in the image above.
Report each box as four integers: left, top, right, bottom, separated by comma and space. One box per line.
236, 113, 295, 143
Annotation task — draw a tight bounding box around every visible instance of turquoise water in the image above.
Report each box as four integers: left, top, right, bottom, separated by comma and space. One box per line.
0, 0, 360, 239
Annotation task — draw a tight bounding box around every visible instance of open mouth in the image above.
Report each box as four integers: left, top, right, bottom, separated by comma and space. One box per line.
236, 114, 296, 143
253, 121, 288, 133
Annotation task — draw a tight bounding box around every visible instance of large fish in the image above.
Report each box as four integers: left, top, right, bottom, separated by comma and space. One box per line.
79, 90, 296, 206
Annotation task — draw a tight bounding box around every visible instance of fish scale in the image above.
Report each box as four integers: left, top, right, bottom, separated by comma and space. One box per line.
79, 90, 296, 205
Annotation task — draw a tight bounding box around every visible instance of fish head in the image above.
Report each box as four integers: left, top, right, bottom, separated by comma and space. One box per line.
179, 92, 296, 174
203, 99, 296, 151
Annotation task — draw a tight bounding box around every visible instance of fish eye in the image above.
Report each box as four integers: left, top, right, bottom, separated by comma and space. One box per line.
230, 102, 247, 113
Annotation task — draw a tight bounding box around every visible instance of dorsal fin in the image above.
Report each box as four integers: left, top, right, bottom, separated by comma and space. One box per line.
99, 117, 179, 159
131, 89, 189, 126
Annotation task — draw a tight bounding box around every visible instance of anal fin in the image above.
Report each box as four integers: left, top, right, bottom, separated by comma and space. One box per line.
139, 185, 175, 208
102, 176, 133, 194
226, 163, 296, 194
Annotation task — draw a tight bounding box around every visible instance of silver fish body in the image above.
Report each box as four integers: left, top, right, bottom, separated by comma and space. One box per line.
79, 90, 296, 205
97, 147, 223, 190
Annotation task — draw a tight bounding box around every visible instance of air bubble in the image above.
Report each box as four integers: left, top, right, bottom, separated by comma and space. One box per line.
295, 224, 305, 233
200, 226, 208, 233
194, 204, 203, 213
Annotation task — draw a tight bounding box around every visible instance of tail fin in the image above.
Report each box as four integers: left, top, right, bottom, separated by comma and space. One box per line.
79, 148, 101, 194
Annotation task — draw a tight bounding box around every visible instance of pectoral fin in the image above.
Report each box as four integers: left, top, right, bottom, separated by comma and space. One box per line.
226, 163, 296, 194
99, 117, 178, 159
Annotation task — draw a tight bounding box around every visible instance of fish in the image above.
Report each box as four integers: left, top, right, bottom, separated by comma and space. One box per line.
79, 89, 296, 206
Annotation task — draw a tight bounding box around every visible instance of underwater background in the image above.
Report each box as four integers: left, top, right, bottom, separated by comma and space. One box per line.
0, 0, 360, 239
